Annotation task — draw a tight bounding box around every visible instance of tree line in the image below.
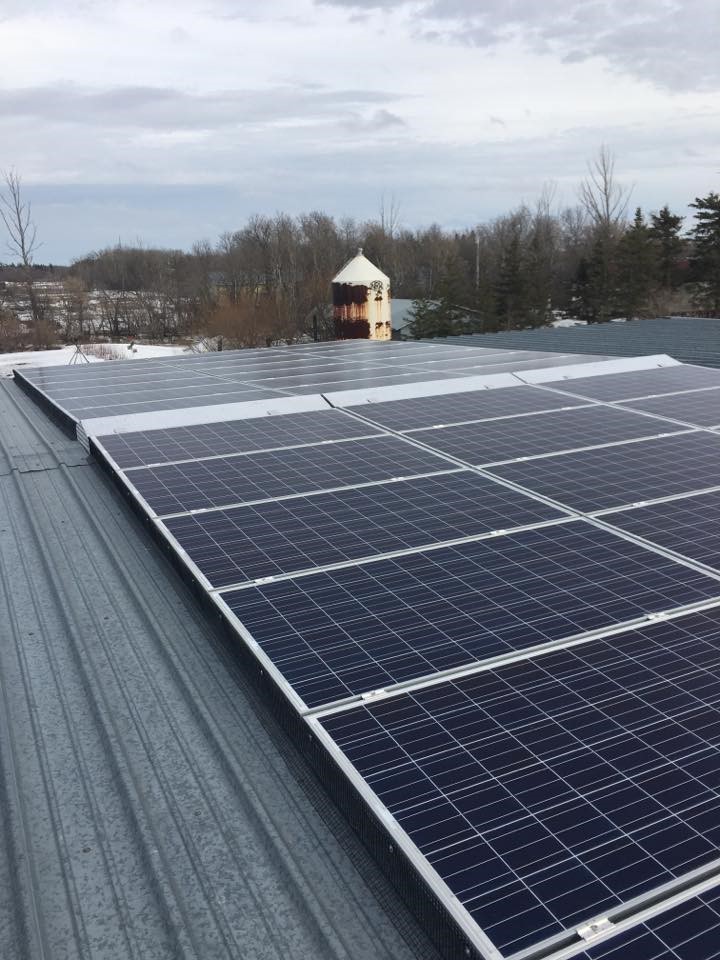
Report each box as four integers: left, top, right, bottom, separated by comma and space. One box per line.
1, 149, 719, 351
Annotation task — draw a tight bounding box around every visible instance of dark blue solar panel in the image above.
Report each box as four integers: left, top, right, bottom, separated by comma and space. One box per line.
222, 522, 720, 709
97, 410, 381, 469
163, 472, 565, 587
413, 405, 670, 465
488, 433, 720, 513
604, 492, 720, 572
619, 388, 720, 427
320, 609, 720, 955
545, 365, 720, 402
127, 434, 451, 516
580, 886, 720, 959
349, 385, 588, 431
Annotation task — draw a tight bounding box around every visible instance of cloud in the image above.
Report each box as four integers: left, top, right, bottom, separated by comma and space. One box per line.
316, 0, 720, 91
372, 109, 406, 128
0, 83, 405, 131
0, 0, 716, 265
18, 111, 720, 263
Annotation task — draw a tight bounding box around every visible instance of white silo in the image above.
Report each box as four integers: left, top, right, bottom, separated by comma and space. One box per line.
331, 248, 392, 341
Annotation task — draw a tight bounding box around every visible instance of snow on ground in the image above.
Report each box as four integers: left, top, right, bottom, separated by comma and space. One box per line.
0, 343, 188, 377
550, 318, 587, 328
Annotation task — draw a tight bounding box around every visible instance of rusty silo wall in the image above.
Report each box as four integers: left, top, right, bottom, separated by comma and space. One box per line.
332, 282, 371, 339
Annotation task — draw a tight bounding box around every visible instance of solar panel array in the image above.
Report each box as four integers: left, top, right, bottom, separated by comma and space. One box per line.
319, 610, 720, 954
18, 341, 720, 960
13, 339, 601, 428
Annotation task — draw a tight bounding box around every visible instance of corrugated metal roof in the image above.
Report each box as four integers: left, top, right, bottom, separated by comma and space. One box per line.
423, 316, 720, 368
0, 379, 436, 960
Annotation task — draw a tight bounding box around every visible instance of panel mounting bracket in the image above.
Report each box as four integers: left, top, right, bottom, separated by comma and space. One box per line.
577, 916, 613, 942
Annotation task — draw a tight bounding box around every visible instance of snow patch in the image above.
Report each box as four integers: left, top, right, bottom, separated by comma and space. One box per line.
0, 343, 187, 378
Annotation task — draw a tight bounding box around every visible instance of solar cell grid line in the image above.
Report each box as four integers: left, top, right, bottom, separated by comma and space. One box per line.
161, 472, 568, 589
237, 368, 432, 389
346, 386, 592, 432
534, 365, 720, 403
41, 372, 230, 395
220, 521, 720, 711
66, 387, 288, 421
259, 372, 503, 396
618, 387, 720, 428
50, 381, 272, 404
126, 433, 455, 517
95, 410, 383, 469
49, 379, 277, 402
315, 609, 720, 957
408, 405, 683, 467
486, 432, 720, 514
601, 491, 720, 574
410, 353, 568, 372
575, 885, 720, 960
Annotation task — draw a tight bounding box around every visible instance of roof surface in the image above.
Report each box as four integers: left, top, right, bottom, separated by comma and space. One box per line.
424, 315, 720, 367
0, 378, 437, 960
10, 341, 720, 960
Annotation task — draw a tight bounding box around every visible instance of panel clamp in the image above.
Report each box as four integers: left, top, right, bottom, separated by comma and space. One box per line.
577, 917, 613, 943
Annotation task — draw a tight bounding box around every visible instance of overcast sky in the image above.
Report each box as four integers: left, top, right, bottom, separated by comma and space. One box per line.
1, 0, 718, 262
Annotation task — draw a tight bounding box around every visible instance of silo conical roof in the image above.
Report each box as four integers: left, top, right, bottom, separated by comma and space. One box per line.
333, 248, 389, 285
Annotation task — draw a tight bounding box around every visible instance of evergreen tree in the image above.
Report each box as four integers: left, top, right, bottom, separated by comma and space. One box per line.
574, 231, 618, 323
524, 229, 553, 327
649, 205, 684, 288
689, 192, 720, 314
616, 208, 655, 319
572, 256, 593, 323
494, 230, 526, 330
407, 257, 474, 338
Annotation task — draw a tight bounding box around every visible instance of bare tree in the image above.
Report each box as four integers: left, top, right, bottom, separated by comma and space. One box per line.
578, 145, 632, 232
0, 168, 46, 344
576, 147, 632, 322
379, 193, 401, 239
0, 169, 38, 265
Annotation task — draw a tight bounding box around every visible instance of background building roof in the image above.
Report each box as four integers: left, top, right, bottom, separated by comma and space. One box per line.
423, 315, 720, 368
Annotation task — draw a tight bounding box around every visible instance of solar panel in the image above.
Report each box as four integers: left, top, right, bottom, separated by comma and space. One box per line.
127, 434, 453, 516
543, 365, 720, 402
579, 886, 720, 959
97, 410, 381, 469
604, 491, 720, 572
318, 608, 720, 955
222, 522, 720, 710
619, 387, 720, 427
412, 405, 675, 466
349, 386, 589, 432
163, 472, 566, 587
488, 432, 720, 513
